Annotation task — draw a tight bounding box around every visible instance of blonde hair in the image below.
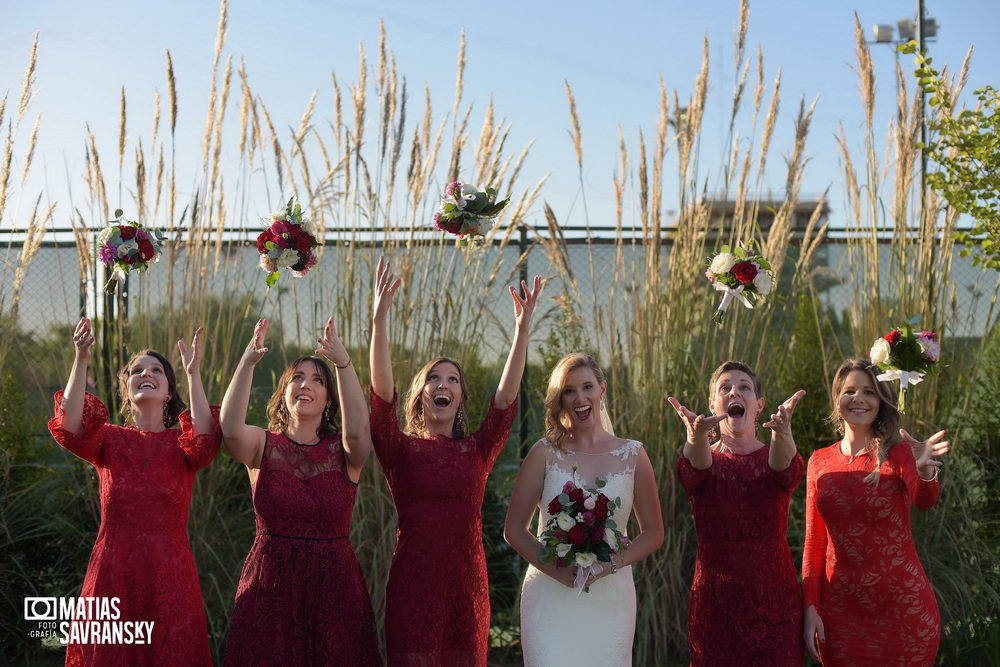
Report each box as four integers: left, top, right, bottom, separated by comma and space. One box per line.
117, 349, 185, 427
266, 357, 339, 437
828, 358, 901, 481
544, 353, 606, 451
403, 357, 469, 439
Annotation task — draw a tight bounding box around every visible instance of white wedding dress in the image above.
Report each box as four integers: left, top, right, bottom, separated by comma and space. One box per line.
519, 438, 641, 667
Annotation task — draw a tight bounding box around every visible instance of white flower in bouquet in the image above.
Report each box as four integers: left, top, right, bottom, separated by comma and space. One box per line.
604, 527, 620, 549
556, 543, 572, 558
117, 239, 138, 257
575, 552, 596, 568
753, 270, 773, 295
869, 338, 891, 366
270, 209, 288, 221
556, 512, 575, 532
709, 252, 737, 275
277, 248, 301, 268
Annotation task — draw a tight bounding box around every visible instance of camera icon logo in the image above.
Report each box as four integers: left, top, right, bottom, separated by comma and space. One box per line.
24, 597, 57, 621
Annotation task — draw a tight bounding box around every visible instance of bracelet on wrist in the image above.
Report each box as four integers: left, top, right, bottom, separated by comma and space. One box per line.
333, 358, 352, 369
610, 555, 619, 575
919, 466, 939, 482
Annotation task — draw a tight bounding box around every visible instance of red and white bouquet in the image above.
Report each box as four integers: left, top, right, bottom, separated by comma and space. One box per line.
433, 181, 509, 238
97, 210, 165, 294
538, 472, 629, 596
255, 198, 321, 287
705, 242, 773, 323
869, 321, 940, 413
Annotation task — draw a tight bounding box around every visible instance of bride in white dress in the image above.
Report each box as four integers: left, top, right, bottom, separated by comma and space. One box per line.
505, 353, 664, 667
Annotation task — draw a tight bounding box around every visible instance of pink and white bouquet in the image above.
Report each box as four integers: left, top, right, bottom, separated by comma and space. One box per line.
97, 210, 165, 294
538, 472, 629, 596
433, 181, 509, 238
869, 321, 940, 413
705, 242, 773, 322
255, 198, 321, 288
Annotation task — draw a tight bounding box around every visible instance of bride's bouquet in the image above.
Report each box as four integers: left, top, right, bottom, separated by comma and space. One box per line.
869, 321, 940, 413
538, 469, 629, 596
97, 210, 165, 294
433, 181, 509, 238
705, 241, 773, 323
255, 197, 321, 288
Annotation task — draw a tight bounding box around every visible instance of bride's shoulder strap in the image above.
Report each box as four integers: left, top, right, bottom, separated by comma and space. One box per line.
613, 439, 643, 460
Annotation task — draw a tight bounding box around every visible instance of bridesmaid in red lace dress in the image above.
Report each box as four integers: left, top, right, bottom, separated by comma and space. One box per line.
668, 361, 806, 666
221, 317, 380, 666
802, 359, 950, 665
369, 257, 542, 666
48, 317, 218, 666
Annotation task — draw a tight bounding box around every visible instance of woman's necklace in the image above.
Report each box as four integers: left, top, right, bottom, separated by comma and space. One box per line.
285, 432, 322, 447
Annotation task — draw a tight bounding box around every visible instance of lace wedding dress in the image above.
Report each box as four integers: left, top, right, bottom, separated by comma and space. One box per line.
520, 438, 641, 667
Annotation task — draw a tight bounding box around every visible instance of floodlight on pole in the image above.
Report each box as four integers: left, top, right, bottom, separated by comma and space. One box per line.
873, 24, 895, 42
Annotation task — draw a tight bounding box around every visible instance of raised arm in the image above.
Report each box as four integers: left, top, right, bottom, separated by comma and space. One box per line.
668, 396, 725, 470
370, 256, 400, 403
220, 319, 268, 467
316, 315, 371, 481
504, 442, 576, 588
900, 428, 950, 482
177, 327, 213, 435
495, 276, 544, 410
60, 317, 95, 437
763, 389, 806, 472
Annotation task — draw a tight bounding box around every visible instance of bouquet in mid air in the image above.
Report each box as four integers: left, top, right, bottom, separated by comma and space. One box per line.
255, 198, 321, 287
97, 210, 165, 294
705, 241, 773, 322
433, 181, 509, 238
538, 469, 629, 596
869, 321, 940, 413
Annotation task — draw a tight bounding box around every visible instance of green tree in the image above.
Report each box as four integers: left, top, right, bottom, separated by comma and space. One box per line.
900, 41, 1000, 270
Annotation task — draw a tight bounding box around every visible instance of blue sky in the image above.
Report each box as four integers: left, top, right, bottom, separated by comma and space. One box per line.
1, 0, 997, 230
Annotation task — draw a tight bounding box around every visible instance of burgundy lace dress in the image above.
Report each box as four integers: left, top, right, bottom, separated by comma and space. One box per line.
222, 431, 380, 666
370, 391, 517, 667
677, 446, 805, 666
802, 442, 940, 665
47, 391, 219, 667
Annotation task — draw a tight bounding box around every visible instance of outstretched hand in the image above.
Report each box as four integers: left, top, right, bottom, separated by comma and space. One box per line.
373, 256, 401, 325
763, 390, 806, 435
900, 428, 950, 477
510, 275, 544, 328
177, 327, 205, 377
315, 316, 351, 368
72, 317, 95, 360
241, 319, 269, 366
667, 396, 726, 445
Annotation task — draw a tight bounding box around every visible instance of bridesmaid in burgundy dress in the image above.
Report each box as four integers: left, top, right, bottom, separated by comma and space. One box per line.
668, 360, 806, 666
369, 257, 542, 666
802, 359, 949, 665
48, 317, 218, 666
220, 317, 380, 666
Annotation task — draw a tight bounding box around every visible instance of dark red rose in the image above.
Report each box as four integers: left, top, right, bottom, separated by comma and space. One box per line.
295, 233, 312, 254
118, 225, 137, 240
731, 261, 758, 284
547, 497, 563, 515
122, 253, 138, 265
593, 495, 610, 521
256, 231, 271, 253
567, 524, 588, 546
884, 330, 902, 345
568, 488, 585, 504
437, 219, 464, 235
137, 239, 155, 261
590, 525, 606, 542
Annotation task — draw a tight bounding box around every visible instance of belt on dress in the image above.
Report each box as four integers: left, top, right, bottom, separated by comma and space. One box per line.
255, 532, 349, 541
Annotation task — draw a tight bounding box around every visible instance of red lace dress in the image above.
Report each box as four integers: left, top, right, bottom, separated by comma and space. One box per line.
370, 391, 517, 667
677, 446, 805, 666
222, 431, 380, 666
47, 391, 219, 667
802, 442, 940, 665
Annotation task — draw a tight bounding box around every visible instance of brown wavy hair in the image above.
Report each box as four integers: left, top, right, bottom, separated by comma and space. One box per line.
403, 357, 469, 439
544, 353, 606, 451
266, 356, 339, 437
827, 358, 901, 480
117, 349, 186, 428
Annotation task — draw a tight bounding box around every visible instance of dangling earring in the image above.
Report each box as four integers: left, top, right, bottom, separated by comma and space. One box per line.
323, 404, 331, 423
162, 398, 170, 427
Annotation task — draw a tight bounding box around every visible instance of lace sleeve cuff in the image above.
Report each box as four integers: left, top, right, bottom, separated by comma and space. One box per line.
47, 391, 110, 464
676, 453, 711, 494
768, 452, 805, 490
178, 406, 222, 470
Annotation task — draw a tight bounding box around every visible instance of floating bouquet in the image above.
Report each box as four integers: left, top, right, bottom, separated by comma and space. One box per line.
97, 210, 165, 294
538, 470, 629, 596
705, 242, 773, 323
255, 198, 321, 287
433, 181, 509, 238
869, 321, 940, 413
